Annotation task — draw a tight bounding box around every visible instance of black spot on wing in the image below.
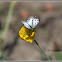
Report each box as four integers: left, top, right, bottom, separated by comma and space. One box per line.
38, 18, 40, 22
34, 16, 40, 22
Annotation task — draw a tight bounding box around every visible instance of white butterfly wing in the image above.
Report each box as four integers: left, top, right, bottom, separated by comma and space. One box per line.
22, 16, 40, 29
21, 21, 31, 29
27, 16, 34, 27
32, 18, 39, 28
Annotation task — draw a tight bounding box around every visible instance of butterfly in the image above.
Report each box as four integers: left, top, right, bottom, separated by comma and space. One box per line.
22, 16, 40, 30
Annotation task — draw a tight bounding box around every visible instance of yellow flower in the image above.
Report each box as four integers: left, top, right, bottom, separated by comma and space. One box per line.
19, 26, 36, 43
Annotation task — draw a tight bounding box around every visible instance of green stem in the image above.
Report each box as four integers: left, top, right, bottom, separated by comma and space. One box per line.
0, 2, 15, 60
34, 39, 50, 61
2, 2, 15, 40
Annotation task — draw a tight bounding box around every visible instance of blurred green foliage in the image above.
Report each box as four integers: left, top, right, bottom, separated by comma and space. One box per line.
0, 7, 4, 14
54, 51, 62, 60
0, 21, 2, 33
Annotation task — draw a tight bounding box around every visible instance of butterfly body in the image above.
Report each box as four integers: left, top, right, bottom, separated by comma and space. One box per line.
22, 16, 40, 30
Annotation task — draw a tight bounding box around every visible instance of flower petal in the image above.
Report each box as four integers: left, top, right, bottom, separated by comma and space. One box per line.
19, 26, 36, 43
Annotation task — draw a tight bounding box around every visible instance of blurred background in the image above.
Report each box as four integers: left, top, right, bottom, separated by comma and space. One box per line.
0, 2, 62, 60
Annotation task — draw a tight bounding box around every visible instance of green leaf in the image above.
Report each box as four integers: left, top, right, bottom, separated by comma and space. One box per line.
54, 51, 62, 60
